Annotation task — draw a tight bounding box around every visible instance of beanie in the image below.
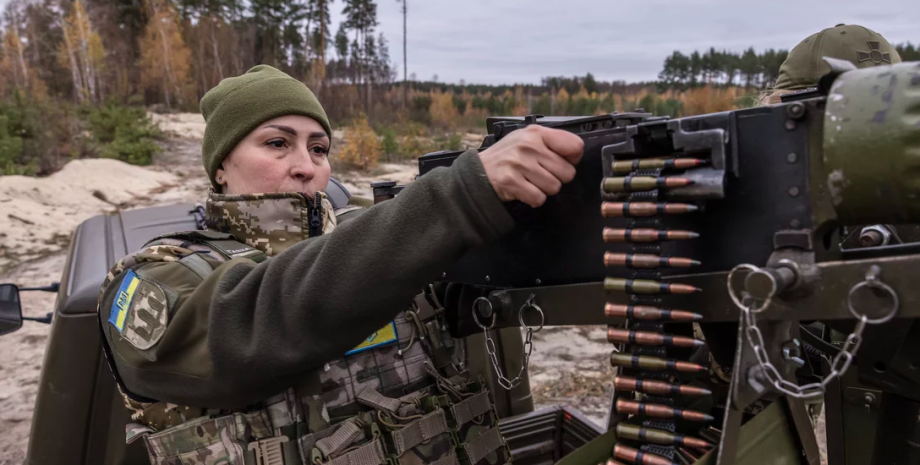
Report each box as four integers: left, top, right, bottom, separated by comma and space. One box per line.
200, 65, 332, 189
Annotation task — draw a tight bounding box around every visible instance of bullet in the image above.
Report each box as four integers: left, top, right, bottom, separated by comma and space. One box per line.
613, 444, 678, 465
604, 460, 629, 465
605, 304, 703, 322
601, 202, 698, 218
678, 447, 702, 462
604, 252, 700, 269
607, 328, 704, 348
604, 278, 701, 295
603, 228, 699, 243
614, 376, 712, 397
616, 399, 715, 422
603, 176, 694, 193
610, 353, 707, 373
616, 424, 712, 449
611, 158, 707, 174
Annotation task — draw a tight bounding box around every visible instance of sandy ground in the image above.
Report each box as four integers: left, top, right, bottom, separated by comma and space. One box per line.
0, 113, 824, 464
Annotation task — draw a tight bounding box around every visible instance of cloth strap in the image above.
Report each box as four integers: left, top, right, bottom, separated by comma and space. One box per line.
463, 427, 504, 465
391, 409, 449, 455
316, 420, 364, 458
327, 438, 387, 465
356, 386, 403, 414
450, 391, 492, 426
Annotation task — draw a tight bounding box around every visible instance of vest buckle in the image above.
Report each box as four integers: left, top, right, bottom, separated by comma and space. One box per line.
248, 436, 289, 465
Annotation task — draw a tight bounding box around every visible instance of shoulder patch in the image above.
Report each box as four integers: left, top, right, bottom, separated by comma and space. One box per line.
109, 270, 169, 350
345, 321, 398, 356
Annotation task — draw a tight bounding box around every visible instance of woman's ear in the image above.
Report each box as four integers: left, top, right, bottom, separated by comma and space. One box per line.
215, 163, 228, 191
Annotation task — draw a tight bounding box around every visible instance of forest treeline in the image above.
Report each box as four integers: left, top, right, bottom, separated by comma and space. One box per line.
0, 0, 917, 174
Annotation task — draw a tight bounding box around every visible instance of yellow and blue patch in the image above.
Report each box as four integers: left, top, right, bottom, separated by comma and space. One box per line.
346, 321, 398, 355
108, 270, 140, 333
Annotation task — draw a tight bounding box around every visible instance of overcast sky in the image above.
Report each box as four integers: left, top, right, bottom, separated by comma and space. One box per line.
1, 0, 917, 84
327, 0, 920, 85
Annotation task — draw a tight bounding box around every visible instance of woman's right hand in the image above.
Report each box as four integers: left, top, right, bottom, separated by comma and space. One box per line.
478, 125, 584, 208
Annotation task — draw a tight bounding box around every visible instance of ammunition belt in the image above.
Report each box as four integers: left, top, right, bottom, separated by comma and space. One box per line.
601, 157, 715, 464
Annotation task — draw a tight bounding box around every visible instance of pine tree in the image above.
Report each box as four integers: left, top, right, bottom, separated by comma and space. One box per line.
307, 0, 331, 90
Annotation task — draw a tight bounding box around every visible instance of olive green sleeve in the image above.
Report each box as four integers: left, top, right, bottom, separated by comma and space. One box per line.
102, 150, 514, 408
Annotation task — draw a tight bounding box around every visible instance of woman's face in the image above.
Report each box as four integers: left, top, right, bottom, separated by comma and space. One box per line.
216, 115, 331, 197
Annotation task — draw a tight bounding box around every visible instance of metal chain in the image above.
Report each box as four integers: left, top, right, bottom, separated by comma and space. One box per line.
474, 294, 544, 390
727, 264, 898, 399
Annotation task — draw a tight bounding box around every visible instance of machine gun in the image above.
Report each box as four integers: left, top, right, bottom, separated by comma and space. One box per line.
417, 59, 920, 464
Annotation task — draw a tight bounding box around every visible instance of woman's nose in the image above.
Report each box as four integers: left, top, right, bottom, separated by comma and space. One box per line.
290, 147, 316, 181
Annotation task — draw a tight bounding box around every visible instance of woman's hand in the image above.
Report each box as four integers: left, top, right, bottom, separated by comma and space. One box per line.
478, 125, 584, 208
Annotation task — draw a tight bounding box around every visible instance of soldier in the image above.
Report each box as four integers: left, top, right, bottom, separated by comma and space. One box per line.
97, 64, 583, 465
759, 23, 902, 105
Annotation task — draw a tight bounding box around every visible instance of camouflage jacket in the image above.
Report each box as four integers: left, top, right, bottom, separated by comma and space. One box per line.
96, 151, 516, 465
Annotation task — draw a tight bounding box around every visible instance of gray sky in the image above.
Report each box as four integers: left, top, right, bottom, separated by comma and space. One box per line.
2, 0, 916, 85
329, 0, 920, 85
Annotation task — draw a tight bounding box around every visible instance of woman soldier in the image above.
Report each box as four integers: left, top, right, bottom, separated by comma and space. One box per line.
97, 65, 583, 465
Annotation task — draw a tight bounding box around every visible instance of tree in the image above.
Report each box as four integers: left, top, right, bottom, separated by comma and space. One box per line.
57, 0, 105, 104
740, 47, 758, 88
139, 0, 193, 108
307, 0, 331, 90
343, 0, 379, 111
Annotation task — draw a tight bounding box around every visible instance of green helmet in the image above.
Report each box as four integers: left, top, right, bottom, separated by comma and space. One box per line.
775, 24, 902, 91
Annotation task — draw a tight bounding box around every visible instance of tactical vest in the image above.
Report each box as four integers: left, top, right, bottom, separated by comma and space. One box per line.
100, 192, 512, 465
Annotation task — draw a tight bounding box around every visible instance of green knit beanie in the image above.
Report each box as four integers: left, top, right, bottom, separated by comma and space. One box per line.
200, 65, 332, 189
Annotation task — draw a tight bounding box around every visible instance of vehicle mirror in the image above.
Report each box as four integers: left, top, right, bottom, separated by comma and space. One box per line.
0, 284, 23, 336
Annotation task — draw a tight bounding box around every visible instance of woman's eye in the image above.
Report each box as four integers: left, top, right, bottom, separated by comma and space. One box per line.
266, 139, 287, 149
311, 146, 329, 156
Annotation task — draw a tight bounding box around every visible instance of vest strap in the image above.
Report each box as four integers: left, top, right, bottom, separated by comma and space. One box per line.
463, 427, 504, 465
450, 390, 492, 427
316, 420, 365, 458
390, 409, 449, 456
356, 386, 402, 414
327, 437, 386, 465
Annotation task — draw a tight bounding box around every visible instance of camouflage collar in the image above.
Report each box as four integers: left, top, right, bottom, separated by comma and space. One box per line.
205, 191, 337, 256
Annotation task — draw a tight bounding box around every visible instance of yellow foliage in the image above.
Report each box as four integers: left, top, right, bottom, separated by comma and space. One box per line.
429, 91, 459, 128
139, 0, 194, 108
337, 115, 381, 170
555, 87, 570, 102
679, 86, 738, 116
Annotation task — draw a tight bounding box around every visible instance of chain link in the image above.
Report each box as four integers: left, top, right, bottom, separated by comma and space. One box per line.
728, 264, 897, 399
475, 294, 544, 390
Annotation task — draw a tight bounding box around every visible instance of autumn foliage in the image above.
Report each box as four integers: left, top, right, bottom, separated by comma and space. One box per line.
337, 115, 382, 170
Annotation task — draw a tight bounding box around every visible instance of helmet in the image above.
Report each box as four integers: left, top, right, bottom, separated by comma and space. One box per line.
775, 24, 902, 91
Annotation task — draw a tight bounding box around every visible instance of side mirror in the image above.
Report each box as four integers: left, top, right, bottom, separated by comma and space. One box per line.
0, 284, 23, 336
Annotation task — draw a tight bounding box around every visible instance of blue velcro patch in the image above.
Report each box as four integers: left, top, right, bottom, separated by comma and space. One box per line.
346, 321, 399, 356
108, 270, 140, 333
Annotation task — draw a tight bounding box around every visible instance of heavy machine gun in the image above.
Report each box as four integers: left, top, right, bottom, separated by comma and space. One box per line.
418, 59, 920, 464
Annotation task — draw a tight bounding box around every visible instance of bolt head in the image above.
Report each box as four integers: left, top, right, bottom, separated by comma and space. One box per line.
787, 152, 798, 163
785, 120, 797, 131
788, 186, 800, 197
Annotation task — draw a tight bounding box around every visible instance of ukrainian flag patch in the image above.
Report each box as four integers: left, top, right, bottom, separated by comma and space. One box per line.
109, 270, 140, 333
346, 321, 398, 355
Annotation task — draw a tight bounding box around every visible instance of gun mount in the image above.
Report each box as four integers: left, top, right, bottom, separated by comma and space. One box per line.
420, 60, 920, 464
